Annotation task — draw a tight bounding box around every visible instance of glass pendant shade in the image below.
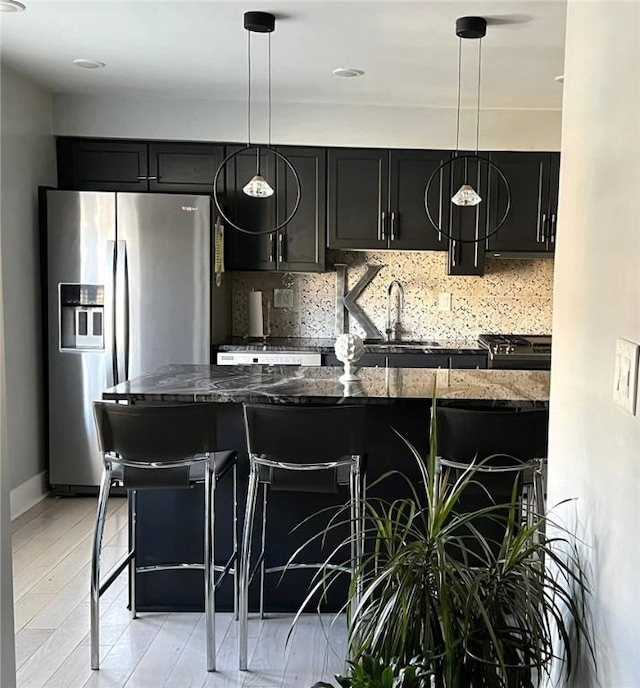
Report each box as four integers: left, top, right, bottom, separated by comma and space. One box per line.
243, 174, 274, 198
451, 183, 482, 207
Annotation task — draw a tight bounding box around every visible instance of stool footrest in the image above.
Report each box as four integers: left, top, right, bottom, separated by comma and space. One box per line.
265, 563, 351, 575
99, 550, 135, 597
248, 552, 265, 587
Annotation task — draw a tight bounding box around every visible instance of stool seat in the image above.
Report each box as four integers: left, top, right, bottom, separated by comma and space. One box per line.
435, 407, 548, 551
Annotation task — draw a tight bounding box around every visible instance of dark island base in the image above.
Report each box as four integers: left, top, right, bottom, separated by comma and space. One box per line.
134, 399, 545, 613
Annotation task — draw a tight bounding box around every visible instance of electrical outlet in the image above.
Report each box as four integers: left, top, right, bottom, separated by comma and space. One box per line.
439, 293, 452, 312
274, 288, 294, 309
613, 338, 639, 415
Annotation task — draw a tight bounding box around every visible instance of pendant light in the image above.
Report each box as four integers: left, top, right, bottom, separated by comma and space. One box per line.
424, 16, 511, 242
213, 11, 301, 235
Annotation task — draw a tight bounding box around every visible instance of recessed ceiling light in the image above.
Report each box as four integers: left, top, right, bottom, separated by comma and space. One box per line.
332, 67, 365, 78
555, 75, 564, 83
0, 0, 26, 12
73, 59, 106, 70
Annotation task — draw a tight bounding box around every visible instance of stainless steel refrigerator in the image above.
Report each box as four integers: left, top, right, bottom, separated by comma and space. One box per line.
44, 190, 229, 491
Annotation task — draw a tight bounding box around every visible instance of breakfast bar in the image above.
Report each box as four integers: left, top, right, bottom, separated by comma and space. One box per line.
103, 364, 550, 613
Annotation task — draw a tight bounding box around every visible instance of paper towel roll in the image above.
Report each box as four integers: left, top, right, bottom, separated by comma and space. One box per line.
248, 291, 264, 338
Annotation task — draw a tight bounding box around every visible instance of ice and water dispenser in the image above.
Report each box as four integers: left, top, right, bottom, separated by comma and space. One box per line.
59, 284, 105, 351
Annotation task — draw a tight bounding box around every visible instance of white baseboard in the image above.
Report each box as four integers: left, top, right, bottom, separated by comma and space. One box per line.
10, 471, 49, 521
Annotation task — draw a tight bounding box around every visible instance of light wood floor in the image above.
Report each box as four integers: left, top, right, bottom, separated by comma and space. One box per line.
12, 496, 348, 688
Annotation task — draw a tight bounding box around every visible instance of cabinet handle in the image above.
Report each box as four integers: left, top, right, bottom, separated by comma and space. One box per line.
451, 239, 457, 268
136, 176, 158, 181
390, 211, 397, 241
550, 214, 556, 243
268, 234, 275, 263
540, 213, 547, 243
147, 176, 158, 180
278, 232, 285, 263
380, 211, 387, 242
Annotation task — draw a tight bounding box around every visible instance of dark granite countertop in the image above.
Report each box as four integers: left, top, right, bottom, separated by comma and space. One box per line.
214, 337, 484, 355
103, 364, 549, 404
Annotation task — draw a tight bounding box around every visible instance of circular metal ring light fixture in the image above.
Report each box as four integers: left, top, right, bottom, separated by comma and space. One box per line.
213, 11, 301, 236
213, 146, 301, 236
424, 155, 511, 242
424, 16, 511, 243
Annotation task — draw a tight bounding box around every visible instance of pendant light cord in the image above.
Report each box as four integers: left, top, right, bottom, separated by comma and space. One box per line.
247, 30, 252, 148
455, 36, 462, 154
268, 32, 272, 148
475, 37, 482, 156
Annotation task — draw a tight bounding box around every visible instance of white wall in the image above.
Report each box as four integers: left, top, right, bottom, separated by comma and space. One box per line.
547, 1, 640, 686
53, 94, 561, 151
0, 64, 56, 501
0, 91, 17, 688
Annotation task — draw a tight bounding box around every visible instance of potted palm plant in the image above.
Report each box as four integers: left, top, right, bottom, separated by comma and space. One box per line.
296, 405, 593, 688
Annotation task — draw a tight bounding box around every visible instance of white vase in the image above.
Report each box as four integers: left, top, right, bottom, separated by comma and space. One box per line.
334, 333, 364, 382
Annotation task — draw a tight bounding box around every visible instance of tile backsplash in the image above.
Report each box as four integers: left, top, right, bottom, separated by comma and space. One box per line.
231, 250, 554, 340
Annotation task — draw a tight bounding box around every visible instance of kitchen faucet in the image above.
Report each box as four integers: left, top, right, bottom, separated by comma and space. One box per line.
386, 280, 405, 341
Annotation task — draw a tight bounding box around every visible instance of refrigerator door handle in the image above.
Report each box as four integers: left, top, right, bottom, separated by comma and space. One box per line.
115, 240, 130, 382
105, 240, 117, 388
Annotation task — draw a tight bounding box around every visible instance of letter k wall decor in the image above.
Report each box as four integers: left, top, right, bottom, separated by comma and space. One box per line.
334, 263, 383, 340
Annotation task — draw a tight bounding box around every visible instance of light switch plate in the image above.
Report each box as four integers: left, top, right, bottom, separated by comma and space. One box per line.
439, 293, 452, 312
613, 338, 639, 415
274, 288, 294, 309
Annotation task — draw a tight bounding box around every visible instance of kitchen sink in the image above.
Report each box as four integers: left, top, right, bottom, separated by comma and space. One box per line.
365, 340, 442, 348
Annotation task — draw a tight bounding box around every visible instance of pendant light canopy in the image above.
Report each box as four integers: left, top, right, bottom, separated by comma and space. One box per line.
213, 10, 300, 234
424, 16, 511, 242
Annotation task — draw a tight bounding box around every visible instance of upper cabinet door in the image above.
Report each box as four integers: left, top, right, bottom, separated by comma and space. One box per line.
327, 148, 388, 250
276, 147, 327, 272
224, 146, 277, 271
447, 153, 489, 276
546, 153, 561, 249
486, 152, 553, 254
388, 150, 450, 250
57, 138, 148, 192
147, 143, 225, 194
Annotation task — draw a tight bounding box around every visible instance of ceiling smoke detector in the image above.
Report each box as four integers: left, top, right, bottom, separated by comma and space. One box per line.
0, 0, 26, 12
73, 59, 106, 70
332, 67, 365, 78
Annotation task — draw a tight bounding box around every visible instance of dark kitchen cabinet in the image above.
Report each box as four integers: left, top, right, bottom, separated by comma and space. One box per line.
224, 146, 278, 271
327, 148, 388, 250
147, 142, 225, 194
327, 148, 449, 251
446, 153, 490, 276
57, 138, 149, 192
389, 150, 450, 250
57, 138, 225, 194
321, 353, 387, 368
225, 146, 326, 272
486, 152, 560, 256
275, 147, 326, 272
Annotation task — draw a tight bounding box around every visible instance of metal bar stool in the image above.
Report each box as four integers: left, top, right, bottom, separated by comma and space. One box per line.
91, 402, 239, 672
239, 403, 367, 671
435, 407, 548, 538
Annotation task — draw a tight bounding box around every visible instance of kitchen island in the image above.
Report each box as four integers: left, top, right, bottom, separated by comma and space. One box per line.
104, 364, 549, 613
104, 363, 549, 403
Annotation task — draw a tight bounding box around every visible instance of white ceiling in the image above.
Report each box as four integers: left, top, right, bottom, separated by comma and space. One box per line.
0, 0, 567, 110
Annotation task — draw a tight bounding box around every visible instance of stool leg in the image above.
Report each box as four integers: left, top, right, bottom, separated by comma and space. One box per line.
350, 459, 363, 612
259, 483, 268, 620
239, 462, 259, 671
91, 463, 112, 671
233, 464, 239, 622
129, 489, 137, 620
205, 459, 216, 671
